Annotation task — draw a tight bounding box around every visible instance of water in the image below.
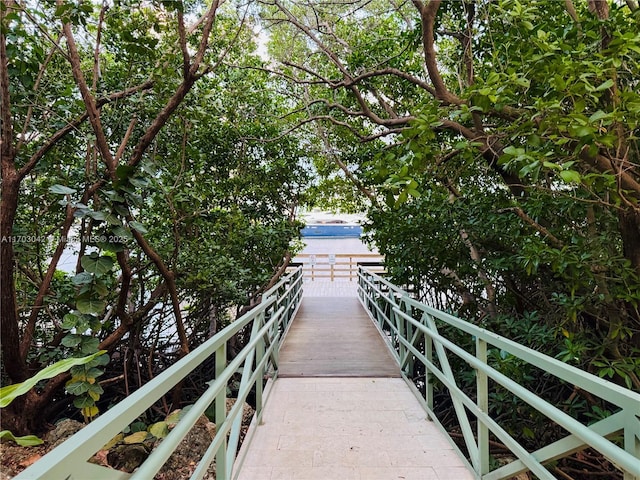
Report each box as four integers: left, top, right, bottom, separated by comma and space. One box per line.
299, 237, 378, 255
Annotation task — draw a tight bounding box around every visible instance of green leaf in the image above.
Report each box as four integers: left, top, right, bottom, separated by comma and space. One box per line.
49, 184, 77, 195
503, 146, 524, 156
543, 161, 561, 171
80, 337, 100, 355
105, 213, 122, 226
73, 395, 96, 408
87, 382, 104, 397
97, 241, 125, 253
148, 422, 169, 439
85, 367, 104, 379
81, 254, 114, 276
595, 79, 614, 91
92, 354, 110, 367
113, 204, 129, 216
61, 313, 79, 330
0, 351, 107, 407
65, 380, 90, 395
112, 226, 132, 239
559, 170, 581, 183
129, 221, 148, 234
116, 165, 135, 180
588, 110, 609, 123
104, 190, 125, 202
87, 211, 107, 221
61, 334, 82, 348
130, 421, 147, 433
72, 272, 94, 285
76, 295, 106, 315
93, 282, 109, 297
0, 430, 44, 446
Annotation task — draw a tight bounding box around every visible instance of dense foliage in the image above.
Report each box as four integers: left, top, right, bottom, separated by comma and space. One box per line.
262, 0, 640, 386
261, 0, 640, 474
1, 0, 309, 434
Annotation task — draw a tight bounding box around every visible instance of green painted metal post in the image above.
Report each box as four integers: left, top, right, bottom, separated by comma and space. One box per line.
476, 337, 490, 477
394, 298, 405, 369
403, 299, 415, 377
623, 411, 640, 480
424, 313, 434, 411
255, 313, 266, 423
215, 343, 228, 480
421, 313, 480, 471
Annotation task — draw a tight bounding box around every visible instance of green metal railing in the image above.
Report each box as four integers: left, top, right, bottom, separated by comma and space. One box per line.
358, 267, 640, 480
16, 267, 304, 480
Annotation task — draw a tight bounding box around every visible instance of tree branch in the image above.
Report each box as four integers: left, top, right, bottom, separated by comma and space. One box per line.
304, 88, 377, 202
411, 0, 463, 105
273, 0, 354, 81
177, 9, 191, 79
60, 0, 117, 177
189, 0, 220, 76
564, 0, 580, 23
580, 146, 640, 200
92, 2, 107, 92
17, 42, 59, 154
17, 79, 154, 181
497, 207, 565, 249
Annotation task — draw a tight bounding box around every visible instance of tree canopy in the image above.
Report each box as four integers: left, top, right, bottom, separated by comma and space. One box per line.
261, 0, 640, 390
1, 0, 309, 433
1, 1, 639, 466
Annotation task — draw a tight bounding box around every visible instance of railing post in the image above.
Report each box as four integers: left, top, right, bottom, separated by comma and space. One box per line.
255, 312, 266, 424
215, 343, 228, 480
401, 298, 414, 376
394, 295, 405, 367
350, 255, 354, 281
623, 411, 640, 480
476, 337, 490, 477
423, 313, 434, 412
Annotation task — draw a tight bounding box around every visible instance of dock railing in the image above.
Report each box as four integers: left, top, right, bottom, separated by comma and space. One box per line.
292, 253, 384, 281
15, 267, 304, 480
358, 267, 640, 480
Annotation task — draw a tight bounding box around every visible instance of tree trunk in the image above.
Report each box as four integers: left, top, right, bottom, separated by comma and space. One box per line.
0, 177, 28, 383
619, 208, 640, 275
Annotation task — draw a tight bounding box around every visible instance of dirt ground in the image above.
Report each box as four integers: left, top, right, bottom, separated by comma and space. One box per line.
1, 399, 255, 479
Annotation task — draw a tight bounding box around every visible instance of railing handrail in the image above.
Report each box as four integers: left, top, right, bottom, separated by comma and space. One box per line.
16, 267, 304, 480
357, 267, 640, 480
292, 253, 384, 281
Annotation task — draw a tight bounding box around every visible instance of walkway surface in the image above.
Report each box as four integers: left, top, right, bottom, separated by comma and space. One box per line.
278, 297, 399, 377
301, 278, 359, 297
234, 284, 474, 480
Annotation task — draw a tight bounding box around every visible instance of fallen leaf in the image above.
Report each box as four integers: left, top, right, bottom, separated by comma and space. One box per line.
19, 454, 41, 467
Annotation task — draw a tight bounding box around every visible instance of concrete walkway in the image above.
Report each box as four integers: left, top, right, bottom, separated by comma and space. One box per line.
235, 378, 474, 480
233, 285, 474, 480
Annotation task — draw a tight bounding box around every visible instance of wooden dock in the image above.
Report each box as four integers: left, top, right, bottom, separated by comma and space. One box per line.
278, 297, 400, 377
234, 294, 474, 480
